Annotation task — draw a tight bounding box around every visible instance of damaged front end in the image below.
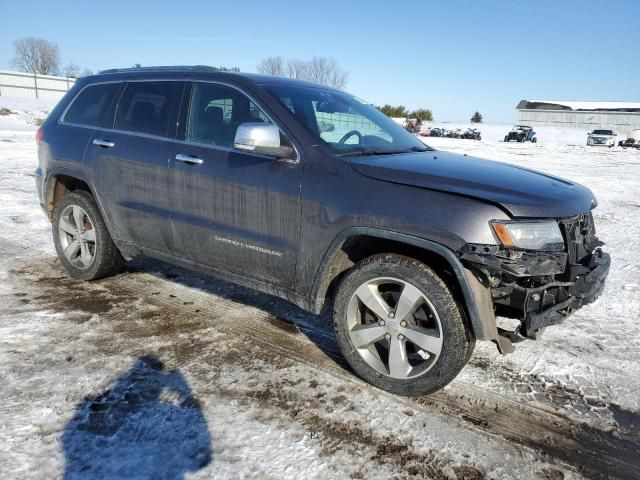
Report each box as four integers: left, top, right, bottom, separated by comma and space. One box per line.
459, 213, 610, 351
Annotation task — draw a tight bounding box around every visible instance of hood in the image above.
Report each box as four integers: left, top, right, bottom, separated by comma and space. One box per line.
350, 151, 595, 218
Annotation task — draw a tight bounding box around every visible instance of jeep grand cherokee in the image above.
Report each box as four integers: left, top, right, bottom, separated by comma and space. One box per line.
35, 66, 610, 395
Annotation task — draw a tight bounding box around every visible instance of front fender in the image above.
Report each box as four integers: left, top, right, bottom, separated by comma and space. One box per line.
310, 227, 506, 350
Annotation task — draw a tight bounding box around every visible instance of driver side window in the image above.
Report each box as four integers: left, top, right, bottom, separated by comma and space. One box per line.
187, 83, 272, 148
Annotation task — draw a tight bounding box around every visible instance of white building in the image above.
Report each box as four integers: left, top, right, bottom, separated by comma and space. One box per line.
516, 100, 640, 135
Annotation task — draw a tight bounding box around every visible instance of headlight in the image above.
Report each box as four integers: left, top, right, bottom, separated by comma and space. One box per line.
491, 221, 564, 251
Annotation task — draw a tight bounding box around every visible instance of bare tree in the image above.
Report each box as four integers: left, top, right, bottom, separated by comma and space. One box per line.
256, 56, 349, 89
305, 57, 348, 89
80, 68, 94, 77
11, 37, 60, 75
63, 62, 81, 78
256, 56, 285, 76
285, 59, 308, 80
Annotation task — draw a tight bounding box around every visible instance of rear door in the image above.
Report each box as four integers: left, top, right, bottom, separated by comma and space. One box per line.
169, 81, 302, 287
56, 81, 122, 181
84, 80, 184, 252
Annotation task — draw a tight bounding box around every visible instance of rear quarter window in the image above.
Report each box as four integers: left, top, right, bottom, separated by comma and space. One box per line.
63, 83, 121, 128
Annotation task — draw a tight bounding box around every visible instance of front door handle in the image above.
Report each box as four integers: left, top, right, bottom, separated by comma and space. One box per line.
92, 139, 115, 148
175, 154, 203, 165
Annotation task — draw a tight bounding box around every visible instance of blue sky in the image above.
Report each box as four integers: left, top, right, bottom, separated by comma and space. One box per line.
1, 0, 638, 122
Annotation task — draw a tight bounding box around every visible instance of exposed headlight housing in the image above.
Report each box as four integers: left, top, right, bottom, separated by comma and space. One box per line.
491, 220, 564, 251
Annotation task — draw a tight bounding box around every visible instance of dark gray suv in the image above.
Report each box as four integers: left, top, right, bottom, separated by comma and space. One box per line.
35, 66, 610, 395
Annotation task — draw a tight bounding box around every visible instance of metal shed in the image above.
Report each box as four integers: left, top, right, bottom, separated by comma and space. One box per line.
516, 100, 640, 136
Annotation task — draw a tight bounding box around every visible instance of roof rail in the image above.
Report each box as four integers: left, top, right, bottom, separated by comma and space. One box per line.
98, 65, 220, 74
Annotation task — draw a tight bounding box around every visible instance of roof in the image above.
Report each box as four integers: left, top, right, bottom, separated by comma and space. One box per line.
96, 65, 337, 90
517, 100, 640, 112
99, 65, 221, 74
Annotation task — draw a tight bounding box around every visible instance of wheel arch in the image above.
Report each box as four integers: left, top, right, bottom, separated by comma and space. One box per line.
43, 169, 125, 253
44, 169, 95, 220
310, 227, 503, 349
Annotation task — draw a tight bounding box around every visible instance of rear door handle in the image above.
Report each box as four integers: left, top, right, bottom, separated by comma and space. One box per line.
175, 154, 203, 165
93, 139, 115, 148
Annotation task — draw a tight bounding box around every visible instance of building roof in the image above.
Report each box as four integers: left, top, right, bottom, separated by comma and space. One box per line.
517, 100, 640, 112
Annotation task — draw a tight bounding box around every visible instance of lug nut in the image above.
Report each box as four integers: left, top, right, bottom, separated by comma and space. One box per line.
379, 320, 386, 327
388, 312, 395, 319
398, 334, 405, 340
400, 321, 407, 328
385, 333, 391, 340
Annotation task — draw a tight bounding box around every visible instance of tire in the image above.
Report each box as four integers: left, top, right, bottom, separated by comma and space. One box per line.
52, 190, 125, 281
532, 137, 537, 143
333, 254, 474, 396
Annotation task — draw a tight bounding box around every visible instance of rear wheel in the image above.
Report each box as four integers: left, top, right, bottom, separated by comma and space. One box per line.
333, 254, 474, 396
52, 190, 125, 280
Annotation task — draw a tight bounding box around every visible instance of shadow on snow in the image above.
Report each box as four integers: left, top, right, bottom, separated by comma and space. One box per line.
62, 356, 212, 479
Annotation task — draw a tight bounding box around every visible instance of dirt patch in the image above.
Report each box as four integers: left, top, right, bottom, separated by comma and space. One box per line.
469, 357, 491, 370
452, 465, 487, 480
217, 381, 485, 480
537, 468, 565, 480
608, 404, 640, 431
265, 314, 300, 334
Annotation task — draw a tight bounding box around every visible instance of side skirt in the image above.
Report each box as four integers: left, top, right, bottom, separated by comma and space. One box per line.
114, 241, 311, 312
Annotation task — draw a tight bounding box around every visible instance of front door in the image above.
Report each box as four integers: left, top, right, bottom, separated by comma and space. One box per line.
170, 82, 302, 288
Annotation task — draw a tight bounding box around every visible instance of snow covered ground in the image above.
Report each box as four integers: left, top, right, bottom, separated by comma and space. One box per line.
1, 97, 639, 479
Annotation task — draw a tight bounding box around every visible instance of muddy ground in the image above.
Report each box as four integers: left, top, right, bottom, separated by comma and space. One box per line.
1, 239, 639, 479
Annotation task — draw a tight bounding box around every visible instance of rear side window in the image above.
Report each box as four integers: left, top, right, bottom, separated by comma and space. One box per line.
115, 81, 183, 137
63, 83, 121, 128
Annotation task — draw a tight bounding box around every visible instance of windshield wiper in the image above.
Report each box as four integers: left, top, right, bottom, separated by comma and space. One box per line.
338, 146, 432, 157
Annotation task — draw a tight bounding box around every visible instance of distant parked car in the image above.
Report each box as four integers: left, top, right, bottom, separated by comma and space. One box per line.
419, 125, 432, 136
504, 125, 537, 143
617, 129, 640, 149
587, 129, 616, 147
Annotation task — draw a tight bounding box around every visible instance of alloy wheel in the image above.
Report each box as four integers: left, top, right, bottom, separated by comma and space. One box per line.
58, 204, 97, 269
346, 277, 444, 379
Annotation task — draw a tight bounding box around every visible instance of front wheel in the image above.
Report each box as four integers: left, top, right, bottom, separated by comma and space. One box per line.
52, 190, 125, 280
333, 254, 474, 396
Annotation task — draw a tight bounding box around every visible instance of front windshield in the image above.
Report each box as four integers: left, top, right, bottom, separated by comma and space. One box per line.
262, 84, 430, 155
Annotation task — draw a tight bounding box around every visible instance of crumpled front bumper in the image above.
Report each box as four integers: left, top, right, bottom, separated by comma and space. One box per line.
524, 249, 610, 333
458, 213, 610, 346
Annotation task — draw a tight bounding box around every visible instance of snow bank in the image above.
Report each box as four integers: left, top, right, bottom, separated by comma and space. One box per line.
0, 97, 60, 133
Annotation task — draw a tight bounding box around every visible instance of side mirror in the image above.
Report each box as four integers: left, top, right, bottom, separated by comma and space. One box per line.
234, 123, 297, 162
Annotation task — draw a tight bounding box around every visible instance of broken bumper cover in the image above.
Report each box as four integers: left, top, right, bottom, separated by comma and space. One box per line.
459, 216, 610, 348
525, 249, 610, 332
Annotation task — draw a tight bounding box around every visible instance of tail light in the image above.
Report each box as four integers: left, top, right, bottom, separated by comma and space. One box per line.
35, 128, 44, 145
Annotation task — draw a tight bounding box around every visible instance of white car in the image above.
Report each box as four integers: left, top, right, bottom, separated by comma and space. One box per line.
587, 129, 616, 147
